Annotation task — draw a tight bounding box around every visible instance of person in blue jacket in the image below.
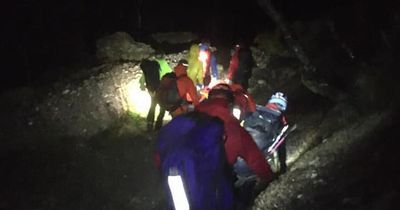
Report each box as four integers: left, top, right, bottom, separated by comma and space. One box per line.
199, 41, 218, 87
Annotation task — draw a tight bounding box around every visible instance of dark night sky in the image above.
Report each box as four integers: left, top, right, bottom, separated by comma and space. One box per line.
1, 0, 399, 92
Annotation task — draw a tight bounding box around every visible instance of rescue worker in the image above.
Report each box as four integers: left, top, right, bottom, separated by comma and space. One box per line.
187, 44, 204, 89
139, 59, 165, 131
231, 82, 256, 121
196, 84, 272, 180
227, 44, 240, 84
227, 44, 255, 90
195, 83, 274, 209
199, 41, 219, 87
170, 59, 200, 118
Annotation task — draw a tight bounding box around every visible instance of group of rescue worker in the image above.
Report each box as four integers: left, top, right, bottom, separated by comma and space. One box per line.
139, 41, 289, 209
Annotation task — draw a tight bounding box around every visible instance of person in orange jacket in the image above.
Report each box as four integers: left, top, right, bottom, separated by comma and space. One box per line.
170, 59, 200, 118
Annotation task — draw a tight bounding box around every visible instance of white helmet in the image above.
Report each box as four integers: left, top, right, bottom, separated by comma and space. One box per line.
268, 92, 288, 112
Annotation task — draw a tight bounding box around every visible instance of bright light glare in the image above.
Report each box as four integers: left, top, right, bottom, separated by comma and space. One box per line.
198, 51, 208, 62
233, 107, 241, 120
124, 80, 151, 117
123, 80, 172, 120
168, 175, 190, 210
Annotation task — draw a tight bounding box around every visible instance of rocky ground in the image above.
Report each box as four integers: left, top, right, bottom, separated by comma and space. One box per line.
253, 109, 399, 210
2, 75, 398, 210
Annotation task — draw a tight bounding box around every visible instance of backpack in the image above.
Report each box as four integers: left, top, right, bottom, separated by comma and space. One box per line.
156, 111, 233, 210
234, 105, 282, 178
140, 59, 161, 92
156, 72, 183, 112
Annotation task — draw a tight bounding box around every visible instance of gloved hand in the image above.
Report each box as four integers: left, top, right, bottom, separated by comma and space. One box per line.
224, 78, 232, 84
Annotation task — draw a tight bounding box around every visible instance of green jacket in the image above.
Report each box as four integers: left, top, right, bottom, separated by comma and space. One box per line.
156, 59, 172, 78
139, 59, 172, 90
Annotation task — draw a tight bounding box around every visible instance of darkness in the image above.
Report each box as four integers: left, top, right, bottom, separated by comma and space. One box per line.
2, 0, 399, 92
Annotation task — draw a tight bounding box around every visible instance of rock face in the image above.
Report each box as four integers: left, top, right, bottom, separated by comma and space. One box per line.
36, 63, 142, 137
96, 32, 155, 62
0, 53, 188, 139
0, 62, 144, 139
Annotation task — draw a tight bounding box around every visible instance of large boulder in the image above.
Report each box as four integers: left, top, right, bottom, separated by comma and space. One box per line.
36, 62, 145, 137
0, 62, 143, 139
96, 32, 155, 62
0, 49, 190, 139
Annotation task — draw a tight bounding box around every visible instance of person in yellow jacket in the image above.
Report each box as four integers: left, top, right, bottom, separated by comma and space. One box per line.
187, 44, 204, 88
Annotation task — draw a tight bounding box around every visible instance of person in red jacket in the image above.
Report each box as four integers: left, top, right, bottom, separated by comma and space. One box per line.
195, 83, 273, 181
227, 44, 240, 83
170, 59, 200, 118
231, 83, 256, 121
227, 43, 255, 91
195, 83, 273, 209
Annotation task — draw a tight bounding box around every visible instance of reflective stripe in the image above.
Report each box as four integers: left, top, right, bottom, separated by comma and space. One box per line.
168, 175, 190, 210
233, 107, 241, 120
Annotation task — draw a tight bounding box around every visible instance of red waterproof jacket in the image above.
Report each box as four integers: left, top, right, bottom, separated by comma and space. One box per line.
227, 47, 240, 81
195, 98, 273, 181
231, 83, 256, 119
